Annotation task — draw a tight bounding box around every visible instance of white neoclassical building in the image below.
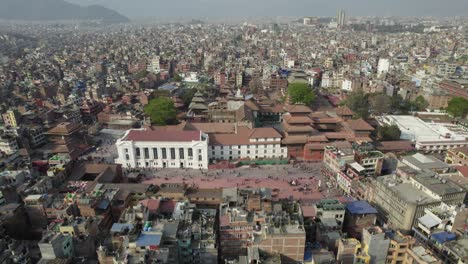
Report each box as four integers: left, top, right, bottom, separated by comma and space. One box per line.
115, 129, 209, 169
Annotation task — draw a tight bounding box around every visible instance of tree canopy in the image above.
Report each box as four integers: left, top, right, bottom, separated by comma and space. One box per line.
345, 92, 429, 118
344, 91, 370, 119
446, 97, 468, 118
288, 82, 315, 106
144, 97, 177, 125
375, 124, 402, 141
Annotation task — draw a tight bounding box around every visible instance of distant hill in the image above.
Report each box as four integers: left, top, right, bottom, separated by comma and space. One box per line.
0, 0, 129, 23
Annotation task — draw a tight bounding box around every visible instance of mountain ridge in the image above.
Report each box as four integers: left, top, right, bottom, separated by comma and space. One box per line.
0, 0, 129, 23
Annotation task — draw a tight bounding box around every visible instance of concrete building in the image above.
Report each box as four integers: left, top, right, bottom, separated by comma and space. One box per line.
369, 174, 441, 232
115, 129, 209, 169
407, 172, 466, 206
38, 233, 74, 260
209, 126, 287, 162
377, 58, 390, 76
341, 79, 353, 92
147, 56, 161, 73
377, 115, 468, 152
0, 134, 18, 155
337, 238, 370, 264
362, 226, 390, 264
344, 201, 378, 239
441, 238, 468, 264
445, 146, 468, 166
316, 199, 346, 227
401, 153, 452, 174
337, 9, 346, 27
386, 231, 416, 264
2, 110, 19, 128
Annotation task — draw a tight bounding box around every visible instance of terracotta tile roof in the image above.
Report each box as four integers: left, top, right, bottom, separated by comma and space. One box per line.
336, 106, 354, 116
301, 205, 317, 218
244, 100, 260, 111
455, 166, 468, 178
352, 137, 373, 142
46, 122, 81, 135
285, 115, 313, 124
283, 121, 315, 133
304, 143, 327, 150
345, 118, 374, 131
210, 126, 281, 146
284, 104, 312, 114
282, 135, 308, 145
159, 200, 177, 214
324, 132, 355, 140
375, 141, 415, 152
248, 127, 282, 139
259, 104, 285, 113
311, 117, 342, 124
124, 129, 201, 142
139, 199, 161, 212
185, 122, 235, 134
307, 135, 329, 142
451, 146, 468, 155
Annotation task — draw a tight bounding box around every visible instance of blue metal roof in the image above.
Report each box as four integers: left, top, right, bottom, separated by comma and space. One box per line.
303, 248, 313, 262
431, 232, 456, 244
97, 200, 110, 210
110, 223, 134, 233
136, 234, 162, 247
346, 201, 377, 215
159, 83, 178, 91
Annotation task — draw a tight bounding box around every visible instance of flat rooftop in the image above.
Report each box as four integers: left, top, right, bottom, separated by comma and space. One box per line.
411, 173, 465, 196
378, 115, 468, 142
377, 175, 437, 204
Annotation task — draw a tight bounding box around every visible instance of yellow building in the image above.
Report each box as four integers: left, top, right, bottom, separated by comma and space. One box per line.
2, 110, 19, 128
386, 231, 416, 264
337, 238, 370, 264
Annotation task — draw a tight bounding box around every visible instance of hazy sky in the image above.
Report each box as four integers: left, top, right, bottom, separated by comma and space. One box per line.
69, 0, 468, 19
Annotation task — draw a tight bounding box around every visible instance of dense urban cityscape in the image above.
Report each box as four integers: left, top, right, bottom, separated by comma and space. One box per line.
0, 4, 467, 264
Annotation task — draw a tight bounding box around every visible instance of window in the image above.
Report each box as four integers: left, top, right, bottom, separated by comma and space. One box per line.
162, 148, 167, 159
170, 148, 176, 159
135, 148, 141, 157
198, 155, 202, 161
179, 148, 185, 159
188, 148, 193, 157
144, 148, 149, 159
125, 154, 129, 160
125, 148, 129, 153
153, 148, 158, 159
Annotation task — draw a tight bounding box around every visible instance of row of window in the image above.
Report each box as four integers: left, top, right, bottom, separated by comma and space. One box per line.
211, 144, 281, 150
212, 149, 285, 156
126, 147, 200, 161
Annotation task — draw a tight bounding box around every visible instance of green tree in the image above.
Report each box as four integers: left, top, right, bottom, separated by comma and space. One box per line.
447, 97, 468, 118
376, 124, 402, 141
144, 97, 177, 125
135, 70, 148, 79
345, 91, 370, 119
179, 88, 197, 106
173, 73, 183, 82
288, 83, 315, 105
370, 93, 392, 115
414, 95, 428, 111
